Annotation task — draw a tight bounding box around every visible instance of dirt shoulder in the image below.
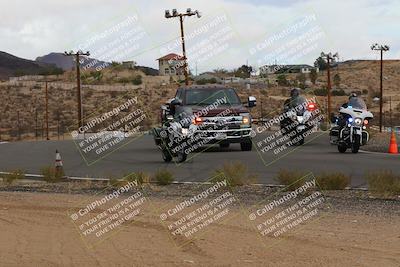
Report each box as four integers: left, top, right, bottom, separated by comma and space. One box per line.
0, 183, 399, 266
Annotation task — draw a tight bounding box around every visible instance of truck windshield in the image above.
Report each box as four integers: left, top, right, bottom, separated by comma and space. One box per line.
185, 88, 241, 106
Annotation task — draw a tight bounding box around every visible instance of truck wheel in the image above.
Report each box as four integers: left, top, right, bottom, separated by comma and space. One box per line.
240, 141, 252, 151
338, 144, 347, 153
220, 143, 230, 149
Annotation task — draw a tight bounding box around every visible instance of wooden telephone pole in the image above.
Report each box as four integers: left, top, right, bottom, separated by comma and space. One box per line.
64, 50, 90, 128
321, 52, 339, 123
371, 43, 390, 132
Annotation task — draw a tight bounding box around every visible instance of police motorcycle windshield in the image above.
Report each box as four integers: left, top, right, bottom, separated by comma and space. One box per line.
289, 96, 307, 115
174, 106, 194, 127
348, 97, 367, 110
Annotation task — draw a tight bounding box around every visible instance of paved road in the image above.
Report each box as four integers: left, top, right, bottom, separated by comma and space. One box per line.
0, 133, 398, 187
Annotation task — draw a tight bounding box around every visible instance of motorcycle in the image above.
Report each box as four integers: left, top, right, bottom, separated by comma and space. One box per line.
329, 97, 373, 153
280, 96, 318, 146
153, 101, 196, 163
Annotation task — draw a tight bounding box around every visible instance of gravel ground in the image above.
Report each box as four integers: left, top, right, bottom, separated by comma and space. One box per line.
1, 180, 399, 217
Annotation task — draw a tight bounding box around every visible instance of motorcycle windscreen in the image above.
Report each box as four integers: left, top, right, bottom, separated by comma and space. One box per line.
348, 97, 367, 110
174, 106, 194, 126
288, 96, 307, 115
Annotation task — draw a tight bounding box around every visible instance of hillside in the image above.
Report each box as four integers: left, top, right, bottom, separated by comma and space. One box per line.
0, 59, 399, 141
0, 52, 63, 79
36, 52, 109, 71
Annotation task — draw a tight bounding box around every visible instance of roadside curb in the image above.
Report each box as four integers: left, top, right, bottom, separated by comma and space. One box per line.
359, 149, 399, 155
0, 171, 369, 191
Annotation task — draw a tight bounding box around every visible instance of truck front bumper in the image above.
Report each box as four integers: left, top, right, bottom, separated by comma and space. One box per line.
195, 127, 252, 143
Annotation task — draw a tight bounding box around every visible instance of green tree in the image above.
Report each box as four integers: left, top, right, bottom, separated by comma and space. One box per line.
309, 69, 318, 84
234, 65, 252, 79
314, 56, 328, 71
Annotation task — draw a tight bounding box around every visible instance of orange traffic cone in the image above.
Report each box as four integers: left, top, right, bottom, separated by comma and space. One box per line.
55, 150, 64, 177
388, 132, 398, 154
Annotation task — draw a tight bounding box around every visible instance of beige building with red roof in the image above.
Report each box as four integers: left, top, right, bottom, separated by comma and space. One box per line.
157, 53, 185, 77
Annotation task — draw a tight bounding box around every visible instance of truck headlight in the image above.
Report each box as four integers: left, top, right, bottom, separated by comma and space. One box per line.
241, 113, 250, 125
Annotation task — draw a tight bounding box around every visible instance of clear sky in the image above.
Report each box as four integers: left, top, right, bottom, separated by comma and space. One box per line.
1, 0, 398, 73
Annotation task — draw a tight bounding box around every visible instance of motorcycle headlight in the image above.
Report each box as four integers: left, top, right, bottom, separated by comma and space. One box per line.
181, 128, 189, 136
354, 118, 362, 126
297, 116, 304, 123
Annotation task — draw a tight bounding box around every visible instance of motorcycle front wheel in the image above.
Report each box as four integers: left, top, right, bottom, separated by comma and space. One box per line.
161, 149, 173, 162
176, 152, 187, 163
351, 135, 361, 153
338, 144, 347, 153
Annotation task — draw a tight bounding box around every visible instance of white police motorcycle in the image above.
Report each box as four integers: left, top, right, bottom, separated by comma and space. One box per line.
280, 95, 318, 146
330, 97, 373, 153
153, 100, 197, 163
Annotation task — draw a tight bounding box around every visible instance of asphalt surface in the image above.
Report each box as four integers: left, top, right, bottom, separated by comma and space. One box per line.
0, 132, 398, 187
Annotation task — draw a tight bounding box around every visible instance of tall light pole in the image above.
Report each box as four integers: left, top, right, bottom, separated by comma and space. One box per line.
321, 52, 339, 123
165, 8, 201, 86
371, 43, 389, 132
64, 50, 90, 128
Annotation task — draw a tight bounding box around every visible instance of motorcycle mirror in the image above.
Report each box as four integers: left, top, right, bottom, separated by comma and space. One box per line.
248, 96, 257, 107
170, 98, 182, 106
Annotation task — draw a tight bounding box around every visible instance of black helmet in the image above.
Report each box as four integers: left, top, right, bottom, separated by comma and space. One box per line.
290, 88, 300, 98
349, 92, 357, 99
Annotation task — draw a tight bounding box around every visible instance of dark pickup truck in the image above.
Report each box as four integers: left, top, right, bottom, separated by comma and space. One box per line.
156, 84, 256, 151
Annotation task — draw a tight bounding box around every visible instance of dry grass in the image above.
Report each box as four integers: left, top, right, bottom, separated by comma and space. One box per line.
275, 170, 308, 191
367, 170, 400, 197
275, 170, 350, 190
124, 172, 151, 185
316, 172, 350, 190
40, 166, 64, 183
154, 169, 174, 185
212, 161, 258, 186
0, 170, 25, 185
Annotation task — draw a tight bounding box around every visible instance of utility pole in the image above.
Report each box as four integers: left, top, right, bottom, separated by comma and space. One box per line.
35, 109, 38, 140
321, 52, 339, 123
45, 81, 49, 140
371, 43, 390, 132
17, 110, 20, 140
64, 50, 90, 128
165, 8, 201, 86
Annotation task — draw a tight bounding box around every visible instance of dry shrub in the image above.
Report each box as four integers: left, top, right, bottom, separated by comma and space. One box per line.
212, 161, 258, 186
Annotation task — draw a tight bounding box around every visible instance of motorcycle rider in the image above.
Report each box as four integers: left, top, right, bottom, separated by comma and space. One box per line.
283, 88, 301, 110
336, 93, 358, 127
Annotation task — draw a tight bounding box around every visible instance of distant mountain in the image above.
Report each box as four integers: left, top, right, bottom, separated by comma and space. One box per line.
36, 52, 110, 71
0, 51, 63, 79
36, 53, 75, 71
